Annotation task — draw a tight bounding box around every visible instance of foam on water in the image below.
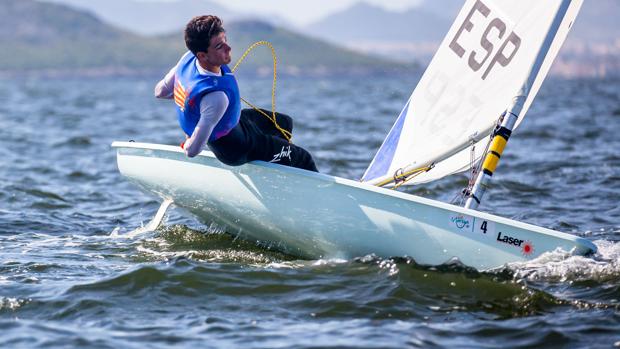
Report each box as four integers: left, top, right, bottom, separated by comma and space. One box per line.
509, 240, 620, 283
108, 199, 174, 240
0, 297, 30, 311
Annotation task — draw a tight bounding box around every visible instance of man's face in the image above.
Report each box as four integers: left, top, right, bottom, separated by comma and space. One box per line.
204, 31, 231, 67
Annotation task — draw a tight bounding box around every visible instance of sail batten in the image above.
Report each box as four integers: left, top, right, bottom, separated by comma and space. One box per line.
362, 0, 583, 187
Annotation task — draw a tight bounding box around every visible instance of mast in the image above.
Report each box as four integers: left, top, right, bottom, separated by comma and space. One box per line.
465, 0, 574, 209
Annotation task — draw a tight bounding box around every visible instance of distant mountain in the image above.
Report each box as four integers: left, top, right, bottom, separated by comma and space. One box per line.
0, 0, 125, 43
4, 0, 616, 77
302, 2, 453, 63
224, 21, 401, 74
416, 0, 464, 19
303, 0, 620, 77
156, 20, 410, 75
0, 0, 178, 71
307, 0, 620, 47
305, 2, 451, 43
41, 0, 295, 36
0, 0, 409, 76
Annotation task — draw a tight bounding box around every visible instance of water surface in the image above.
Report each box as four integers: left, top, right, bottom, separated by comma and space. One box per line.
0, 74, 619, 348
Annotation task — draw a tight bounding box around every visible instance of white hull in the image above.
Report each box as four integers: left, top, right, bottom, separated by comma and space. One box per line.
112, 142, 596, 270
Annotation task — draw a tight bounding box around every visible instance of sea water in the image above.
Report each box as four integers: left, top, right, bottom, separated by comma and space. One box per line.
0, 74, 619, 348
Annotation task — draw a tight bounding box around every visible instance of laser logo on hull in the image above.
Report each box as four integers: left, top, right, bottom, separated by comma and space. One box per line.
521, 240, 534, 256
496, 232, 523, 247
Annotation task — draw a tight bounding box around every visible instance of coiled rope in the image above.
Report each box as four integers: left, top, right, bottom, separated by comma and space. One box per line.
231, 41, 292, 142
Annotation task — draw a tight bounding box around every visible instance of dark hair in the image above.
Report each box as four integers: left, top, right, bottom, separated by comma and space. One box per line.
184, 15, 225, 55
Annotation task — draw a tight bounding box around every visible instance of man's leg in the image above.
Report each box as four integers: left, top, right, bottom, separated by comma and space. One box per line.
240, 108, 293, 140
245, 122, 318, 172
263, 140, 318, 172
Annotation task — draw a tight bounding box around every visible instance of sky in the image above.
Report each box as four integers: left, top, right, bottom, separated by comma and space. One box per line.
202, 0, 424, 26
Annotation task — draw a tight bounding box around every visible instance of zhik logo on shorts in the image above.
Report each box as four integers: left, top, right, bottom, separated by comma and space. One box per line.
271, 145, 292, 163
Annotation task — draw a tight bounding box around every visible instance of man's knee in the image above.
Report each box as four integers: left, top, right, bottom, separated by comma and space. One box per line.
275, 112, 293, 133
293, 146, 318, 172
257, 108, 293, 135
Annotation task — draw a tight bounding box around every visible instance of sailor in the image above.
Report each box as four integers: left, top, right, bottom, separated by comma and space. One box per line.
154, 15, 318, 172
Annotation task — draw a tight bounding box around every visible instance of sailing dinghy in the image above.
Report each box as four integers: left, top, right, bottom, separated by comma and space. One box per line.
112, 0, 596, 270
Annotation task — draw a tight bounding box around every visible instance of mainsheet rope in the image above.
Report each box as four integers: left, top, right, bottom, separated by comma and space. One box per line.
231, 41, 292, 142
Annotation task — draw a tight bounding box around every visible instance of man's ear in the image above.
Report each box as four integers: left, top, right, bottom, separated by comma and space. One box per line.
195, 51, 208, 60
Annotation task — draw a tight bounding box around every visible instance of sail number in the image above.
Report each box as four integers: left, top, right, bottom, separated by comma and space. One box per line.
449, 0, 521, 80
480, 220, 488, 234
476, 219, 495, 235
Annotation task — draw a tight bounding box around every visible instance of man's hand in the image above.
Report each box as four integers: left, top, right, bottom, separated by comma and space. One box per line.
182, 135, 194, 157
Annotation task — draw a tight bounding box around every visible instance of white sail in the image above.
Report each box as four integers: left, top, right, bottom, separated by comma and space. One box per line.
363, 0, 583, 185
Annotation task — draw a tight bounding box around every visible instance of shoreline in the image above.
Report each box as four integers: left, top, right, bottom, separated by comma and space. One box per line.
0, 65, 421, 80
1, 65, 616, 80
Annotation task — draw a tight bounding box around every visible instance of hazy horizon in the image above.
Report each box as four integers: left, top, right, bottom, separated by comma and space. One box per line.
209, 0, 425, 25
45, 0, 427, 26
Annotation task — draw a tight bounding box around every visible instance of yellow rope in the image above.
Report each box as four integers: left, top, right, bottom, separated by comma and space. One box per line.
373, 165, 434, 188
231, 41, 291, 142
391, 166, 432, 190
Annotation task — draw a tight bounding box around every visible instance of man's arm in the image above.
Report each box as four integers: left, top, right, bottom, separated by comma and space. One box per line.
183, 91, 229, 157
154, 52, 191, 99
154, 66, 176, 99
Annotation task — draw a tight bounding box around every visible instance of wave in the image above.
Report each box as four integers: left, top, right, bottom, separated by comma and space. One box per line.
0, 297, 30, 312
508, 239, 620, 283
